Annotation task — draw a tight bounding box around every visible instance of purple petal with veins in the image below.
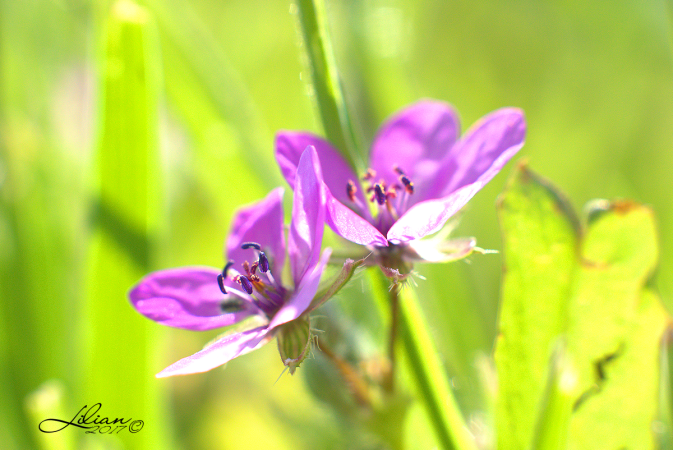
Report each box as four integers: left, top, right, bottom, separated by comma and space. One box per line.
387, 182, 485, 243
433, 108, 526, 198
156, 327, 271, 377
129, 267, 262, 331
275, 132, 370, 218
324, 192, 388, 247
288, 146, 326, 286
370, 100, 461, 203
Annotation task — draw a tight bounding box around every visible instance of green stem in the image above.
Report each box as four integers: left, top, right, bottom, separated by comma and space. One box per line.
400, 287, 477, 450
294, 0, 362, 170
383, 287, 400, 393
369, 270, 477, 450
397, 286, 478, 450
320, 342, 373, 408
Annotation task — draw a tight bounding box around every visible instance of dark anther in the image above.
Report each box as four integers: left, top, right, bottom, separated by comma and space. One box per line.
241, 242, 261, 250
217, 274, 227, 294
258, 252, 269, 273
400, 175, 414, 194
223, 260, 235, 277
373, 184, 386, 205
237, 275, 254, 295
393, 166, 405, 175
362, 168, 377, 181
346, 180, 357, 202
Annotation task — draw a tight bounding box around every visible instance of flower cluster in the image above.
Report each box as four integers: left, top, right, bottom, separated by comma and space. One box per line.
129, 100, 525, 377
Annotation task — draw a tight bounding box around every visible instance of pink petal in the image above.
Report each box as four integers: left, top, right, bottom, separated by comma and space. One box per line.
275, 131, 369, 215
370, 100, 461, 201
276, 132, 387, 247
325, 191, 388, 246
129, 267, 262, 331
434, 108, 526, 198
268, 249, 332, 330
288, 146, 327, 285
387, 182, 485, 243
156, 327, 271, 377
226, 187, 286, 275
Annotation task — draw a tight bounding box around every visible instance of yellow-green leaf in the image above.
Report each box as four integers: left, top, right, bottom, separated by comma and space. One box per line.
495, 163, 579, 449
567, 203, 668, 449
496, 164, 670, 450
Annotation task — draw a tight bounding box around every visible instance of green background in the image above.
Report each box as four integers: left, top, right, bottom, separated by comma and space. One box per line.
1, 0, 672, 448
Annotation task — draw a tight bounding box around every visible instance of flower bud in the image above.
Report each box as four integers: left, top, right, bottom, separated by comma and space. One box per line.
276, 317, 311, 375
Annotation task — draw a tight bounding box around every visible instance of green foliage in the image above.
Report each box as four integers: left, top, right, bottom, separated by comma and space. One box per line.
496, 163, 670, 449
83, 2, 166, 449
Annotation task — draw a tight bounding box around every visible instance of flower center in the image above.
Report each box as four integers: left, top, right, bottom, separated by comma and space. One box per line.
344, 165, 415, 233
217, 241, 286, 316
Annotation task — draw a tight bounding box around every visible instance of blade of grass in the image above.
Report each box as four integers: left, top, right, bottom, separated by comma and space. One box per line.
0, 1, 86, 446
146, 0, 278, 187
82, 2, 168, 449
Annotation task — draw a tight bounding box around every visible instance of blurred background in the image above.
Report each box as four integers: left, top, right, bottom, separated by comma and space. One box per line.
2, 0, 673, 448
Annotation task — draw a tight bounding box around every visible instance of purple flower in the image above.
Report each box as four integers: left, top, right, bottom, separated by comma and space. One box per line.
275, 100, 525, 263
129, 148, 330, 377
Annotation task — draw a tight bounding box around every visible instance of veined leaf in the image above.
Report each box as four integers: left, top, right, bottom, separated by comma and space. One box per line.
495, 163, 579, 449
495, 164, 670, 449
566, 203, 667, 449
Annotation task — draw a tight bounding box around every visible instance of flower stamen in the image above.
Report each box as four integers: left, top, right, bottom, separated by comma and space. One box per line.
235, 275, 254, 295
217, 274, 227, 294
373, 184, 387, 205
259, 252, 269, 273
362, 168, 377, 181
216, 260, 236, 294
346, 180, 357, 202
400, 175, 414, 194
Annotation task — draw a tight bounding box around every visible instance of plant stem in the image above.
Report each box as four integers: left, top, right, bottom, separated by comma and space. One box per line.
383, 286, 400, 392
293, 1, 474, 447
320, 342, 372, 408
294, 0, 362, 170
369, 270, 477, 450
397, 286, 478, 450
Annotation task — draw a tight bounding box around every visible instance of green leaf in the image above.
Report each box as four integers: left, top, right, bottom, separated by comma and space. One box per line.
495, 163, 670, 449
566, 202, 667, 449
528, 341, 576, 450
83, 2, 167, 449
495, 163, 579, 449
